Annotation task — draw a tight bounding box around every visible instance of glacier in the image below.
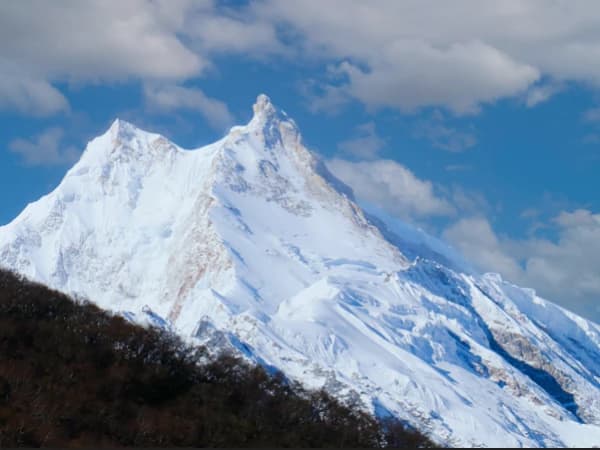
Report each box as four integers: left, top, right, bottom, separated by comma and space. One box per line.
2, 94, 600, 447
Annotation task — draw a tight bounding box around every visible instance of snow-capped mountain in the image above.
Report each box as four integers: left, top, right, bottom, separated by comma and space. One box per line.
2, 95, 600, 447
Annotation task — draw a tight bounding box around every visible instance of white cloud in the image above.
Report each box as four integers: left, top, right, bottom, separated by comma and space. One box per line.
443, 217, 524, 281
443, 211, 600, 321
9, 127, 79, 166
414, 111, 477, 152
335, 41, 538, 114
6, 1, 600, 116
525, 83, 563, 107
326, 159, 455, 221
0, 64, 69, 116
446, 186, 489, 215
0, 1, 280, 116
337, 122, 385, 159
255, 0, 600, 113
0, 1, 206, 115
0, 1, 204, 81
186, 12, 284, 56
0, 0, 287, 117
143, 84, 234, 131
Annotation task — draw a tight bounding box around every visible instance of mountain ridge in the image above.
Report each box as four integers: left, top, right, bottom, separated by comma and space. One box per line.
1, 95, 600, 447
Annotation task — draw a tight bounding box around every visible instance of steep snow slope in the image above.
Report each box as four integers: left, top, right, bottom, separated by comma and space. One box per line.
2, 95, 600, 447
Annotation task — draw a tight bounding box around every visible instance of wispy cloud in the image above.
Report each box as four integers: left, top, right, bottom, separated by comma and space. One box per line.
9, 127, 79, 166
583, 107, 600, 123
525, 82, 563, 108
414, 111, 477, 152
337, 122, 385, 160
583, 133, 600, 144
143, 83, 234, 131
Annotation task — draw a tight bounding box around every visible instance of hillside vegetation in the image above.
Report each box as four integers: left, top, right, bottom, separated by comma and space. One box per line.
0, 269, 434, 447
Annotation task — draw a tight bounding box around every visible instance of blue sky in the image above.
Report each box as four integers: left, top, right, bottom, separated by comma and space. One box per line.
1, 1, 600, 321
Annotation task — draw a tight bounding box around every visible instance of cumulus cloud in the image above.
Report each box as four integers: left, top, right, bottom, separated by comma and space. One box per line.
143, 84, 234, 131
337, 122, 386, 159
443, 211, 600, 322
255, 0, 600, 113
0, 1, 280, 116
0, 64, 69, 116
6, 1, 600, 116
185, 11, 284, 56
522, 211, 600, 303
443, 218, 524, 282
336, 41, 538, 114
9, 127, 79, 166
326, 159, 455, 221
0, 1, 204, 81
0, 1, 204, 115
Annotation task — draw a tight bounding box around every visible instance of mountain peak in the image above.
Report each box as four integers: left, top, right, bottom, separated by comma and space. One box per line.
249, 93, 294, 127
107, 118, 141, 142
252, 93, 276, 117
246, 94, 300, 149
74, 118, 168, 167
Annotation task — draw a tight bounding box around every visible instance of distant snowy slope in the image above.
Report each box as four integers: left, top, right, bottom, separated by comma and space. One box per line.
2, 95, 600, 447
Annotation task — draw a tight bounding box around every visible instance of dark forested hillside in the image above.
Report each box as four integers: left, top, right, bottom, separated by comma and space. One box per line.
0, 269, 434, 448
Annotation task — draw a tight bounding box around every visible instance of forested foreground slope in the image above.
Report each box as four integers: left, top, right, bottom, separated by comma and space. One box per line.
0, 269, 434, 447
